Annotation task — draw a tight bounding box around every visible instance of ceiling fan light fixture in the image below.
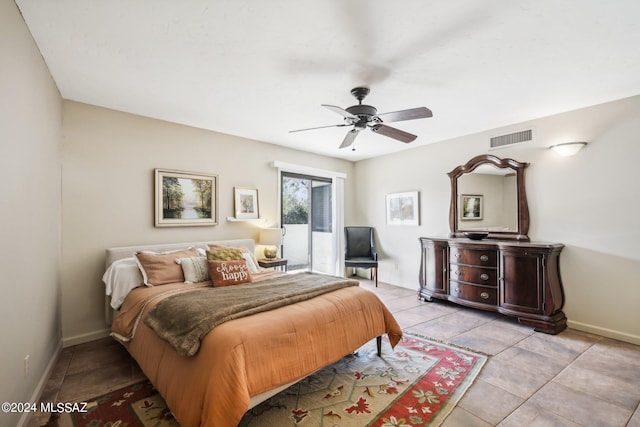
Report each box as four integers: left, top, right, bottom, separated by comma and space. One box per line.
289, 87, 432, 149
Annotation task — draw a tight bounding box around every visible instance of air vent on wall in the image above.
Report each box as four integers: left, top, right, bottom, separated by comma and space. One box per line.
489, 128, 534, 149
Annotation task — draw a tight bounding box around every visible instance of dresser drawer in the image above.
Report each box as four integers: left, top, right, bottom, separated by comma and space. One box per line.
449, 247, 497, 267
450, 282, 497, 305
449, 264, 497, 286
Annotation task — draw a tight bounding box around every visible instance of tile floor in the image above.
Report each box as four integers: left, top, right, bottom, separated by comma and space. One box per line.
30, 280, 640, 427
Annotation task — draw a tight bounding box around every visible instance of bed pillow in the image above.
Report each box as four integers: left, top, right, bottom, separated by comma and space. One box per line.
206, 247, 245, 261
208, 244, 261, 273
135, 247, 199, 286
208, 259, 252, 287
176, 256, 210, 283
241, 252, 261, 274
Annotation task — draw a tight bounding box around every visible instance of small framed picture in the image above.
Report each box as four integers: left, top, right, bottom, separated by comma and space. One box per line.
386, 191, 420, 226
155, 169, 218, 227
460, 194, 483, 220
234, 187, 259, 219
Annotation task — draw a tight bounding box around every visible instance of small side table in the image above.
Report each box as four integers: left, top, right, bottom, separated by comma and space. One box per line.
258, 258, 288, 272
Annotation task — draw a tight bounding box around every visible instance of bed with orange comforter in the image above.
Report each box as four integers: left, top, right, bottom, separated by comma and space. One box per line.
105, 240, 402, 427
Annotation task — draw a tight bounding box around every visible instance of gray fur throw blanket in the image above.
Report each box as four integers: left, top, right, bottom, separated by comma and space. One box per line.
144, 272, 359, 356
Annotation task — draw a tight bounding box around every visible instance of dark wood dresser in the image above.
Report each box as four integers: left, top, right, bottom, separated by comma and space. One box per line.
419, 237, 567, 334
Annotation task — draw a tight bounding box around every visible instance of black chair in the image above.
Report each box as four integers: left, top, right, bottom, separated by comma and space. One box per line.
344, 226, 378, 287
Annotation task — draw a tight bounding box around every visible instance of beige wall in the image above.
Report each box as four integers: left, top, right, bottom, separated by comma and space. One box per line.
61, 101, 355, 344
0, 1, 62, 425
353, 95, 640, 344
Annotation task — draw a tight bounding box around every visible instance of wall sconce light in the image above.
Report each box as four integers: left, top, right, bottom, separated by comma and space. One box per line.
259, 227, 283, 259
549, 142, 587, 157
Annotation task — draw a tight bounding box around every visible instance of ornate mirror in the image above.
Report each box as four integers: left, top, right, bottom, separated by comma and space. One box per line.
448, 154, 529, 241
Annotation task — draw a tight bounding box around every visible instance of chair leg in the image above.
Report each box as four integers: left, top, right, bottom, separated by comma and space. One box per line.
375, 267, 378, 287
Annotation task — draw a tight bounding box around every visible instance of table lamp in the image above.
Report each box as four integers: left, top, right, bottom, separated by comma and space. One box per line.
259, 228, 282, 259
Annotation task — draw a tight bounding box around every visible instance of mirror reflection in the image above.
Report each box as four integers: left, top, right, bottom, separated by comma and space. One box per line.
457, 164, 518, 232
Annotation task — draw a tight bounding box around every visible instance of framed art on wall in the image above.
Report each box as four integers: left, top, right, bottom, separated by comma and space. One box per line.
386, 191, 420, 226
234, 187, 259, 220
460, 194, 483, 220
154, 168, 218, 227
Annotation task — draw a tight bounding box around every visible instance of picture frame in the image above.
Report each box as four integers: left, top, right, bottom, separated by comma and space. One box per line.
154, 168, 218, 227
460, 194, 483, 220
234, 187, 259, 219
386, 191, 420, 226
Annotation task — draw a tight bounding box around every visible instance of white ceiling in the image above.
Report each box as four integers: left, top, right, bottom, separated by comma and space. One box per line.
15, 0, 640, 161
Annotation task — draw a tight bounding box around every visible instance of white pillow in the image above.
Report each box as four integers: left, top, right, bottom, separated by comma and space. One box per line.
176, 256, 210, 283
102, 258, 144, 309
242, 252, 261, 273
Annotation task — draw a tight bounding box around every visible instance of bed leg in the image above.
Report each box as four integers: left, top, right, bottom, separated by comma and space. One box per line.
376, 336, 382, 357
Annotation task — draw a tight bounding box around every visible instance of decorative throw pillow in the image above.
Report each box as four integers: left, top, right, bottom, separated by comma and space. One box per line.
208, 244, 261, 272
135, 247, 199, 286
208, 259, 252, 287
241, 252, 261, 273
206, 247, 245, 261
176, 256, 210, 283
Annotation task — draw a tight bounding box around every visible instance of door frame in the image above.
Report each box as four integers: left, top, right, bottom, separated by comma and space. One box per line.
271, 161, 346, 276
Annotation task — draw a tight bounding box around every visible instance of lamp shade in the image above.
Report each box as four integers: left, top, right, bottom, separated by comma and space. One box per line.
549, 142, 587, 156
259, 228, 282, 246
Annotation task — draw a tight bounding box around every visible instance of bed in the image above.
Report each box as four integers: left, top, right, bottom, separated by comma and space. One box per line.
104, 239, 403, 427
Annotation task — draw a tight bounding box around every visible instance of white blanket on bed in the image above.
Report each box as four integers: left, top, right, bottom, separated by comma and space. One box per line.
102, 257, 144, 309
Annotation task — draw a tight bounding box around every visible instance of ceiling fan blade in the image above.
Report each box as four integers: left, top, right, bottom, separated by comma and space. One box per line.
289, 123, 349, 133
371, 124, 417, 143
339, 129, 360, 149
322, 104, 358, 120
376, 107, 433, 123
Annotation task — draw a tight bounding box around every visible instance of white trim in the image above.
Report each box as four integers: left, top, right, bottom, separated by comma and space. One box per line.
63, 328, 111, 347
19, 339, 63, 427
271, 161, 347, 180
334, 177, 345, 275
567, 320, 640, 345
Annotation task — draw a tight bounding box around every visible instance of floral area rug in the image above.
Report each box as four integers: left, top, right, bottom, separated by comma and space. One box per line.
66, 334, 486, 427
240, 334, 486, 426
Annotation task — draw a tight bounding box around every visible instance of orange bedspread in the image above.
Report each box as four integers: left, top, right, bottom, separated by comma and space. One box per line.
111, 278, 402, 427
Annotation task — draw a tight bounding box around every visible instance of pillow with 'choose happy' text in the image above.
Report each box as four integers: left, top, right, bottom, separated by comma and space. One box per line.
208, 259, 252, 287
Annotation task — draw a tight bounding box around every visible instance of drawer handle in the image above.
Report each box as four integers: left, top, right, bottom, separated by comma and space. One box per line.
455, 253, 461, 258
454, 287, 460, 293
480, 273, 489, 281
480, 291, 489, 299
480, 255, 489, 262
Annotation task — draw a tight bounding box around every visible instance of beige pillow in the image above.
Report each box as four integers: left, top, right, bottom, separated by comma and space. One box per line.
208, 260, 252, 287
135, 247, 199, 286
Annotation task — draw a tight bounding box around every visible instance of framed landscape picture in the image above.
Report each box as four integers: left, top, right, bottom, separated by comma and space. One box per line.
234, 187, 259, 219
154, 168, 218, 227
386, 191, 420, 226
460, 194, 483, 220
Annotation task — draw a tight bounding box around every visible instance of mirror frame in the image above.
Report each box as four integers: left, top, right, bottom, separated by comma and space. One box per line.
448, 154, 530, 241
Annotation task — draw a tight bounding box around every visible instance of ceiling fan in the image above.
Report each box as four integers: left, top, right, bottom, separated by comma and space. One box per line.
290, 87, 433, 150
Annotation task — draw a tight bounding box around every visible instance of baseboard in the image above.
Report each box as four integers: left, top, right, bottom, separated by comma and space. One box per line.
18, 339, 63, 427
567, 320, 640, 345
62, 327, 111, 347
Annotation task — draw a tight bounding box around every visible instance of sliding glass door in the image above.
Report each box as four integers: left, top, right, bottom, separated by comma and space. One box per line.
281, 173, 334, 273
